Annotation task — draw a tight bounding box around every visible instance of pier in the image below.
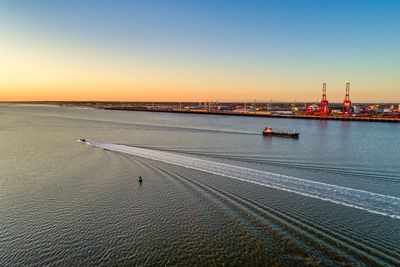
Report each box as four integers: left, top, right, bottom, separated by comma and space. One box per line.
103, 107, 400, 123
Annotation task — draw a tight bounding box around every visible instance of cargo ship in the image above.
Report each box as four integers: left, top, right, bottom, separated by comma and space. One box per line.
262, 127, 299, 138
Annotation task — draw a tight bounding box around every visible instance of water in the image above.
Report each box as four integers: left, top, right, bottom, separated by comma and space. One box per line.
1, 105, 399, 266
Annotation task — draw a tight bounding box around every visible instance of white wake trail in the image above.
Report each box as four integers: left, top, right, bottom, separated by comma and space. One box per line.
86, 141, 400, 219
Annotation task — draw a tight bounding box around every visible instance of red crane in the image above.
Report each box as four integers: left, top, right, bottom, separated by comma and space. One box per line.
342, 83, 352, 117
319, 83, 329, 116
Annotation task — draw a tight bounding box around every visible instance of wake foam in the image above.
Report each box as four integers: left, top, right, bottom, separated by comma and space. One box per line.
86, 141, 400, 219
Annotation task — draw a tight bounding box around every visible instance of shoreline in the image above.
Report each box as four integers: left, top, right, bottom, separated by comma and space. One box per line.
2, 103, 398, 123
103, 107, 400, 123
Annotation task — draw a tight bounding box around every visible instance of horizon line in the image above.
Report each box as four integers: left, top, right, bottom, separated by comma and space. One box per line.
1, 100, 400, 105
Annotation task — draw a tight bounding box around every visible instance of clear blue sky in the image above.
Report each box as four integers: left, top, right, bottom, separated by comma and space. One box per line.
0, 0, 399, 102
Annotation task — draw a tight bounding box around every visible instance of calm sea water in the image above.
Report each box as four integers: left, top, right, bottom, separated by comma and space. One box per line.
1, 105, 399, 266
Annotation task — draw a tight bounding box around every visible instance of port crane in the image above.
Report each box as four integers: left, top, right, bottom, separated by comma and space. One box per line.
319, 83, 329, 116
342, 83, 352, 117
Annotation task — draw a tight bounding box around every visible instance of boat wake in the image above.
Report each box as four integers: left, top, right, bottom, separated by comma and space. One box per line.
85, 141, 400, 219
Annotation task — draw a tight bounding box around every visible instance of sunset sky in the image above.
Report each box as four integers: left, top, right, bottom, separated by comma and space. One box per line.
0, 0, 399, 102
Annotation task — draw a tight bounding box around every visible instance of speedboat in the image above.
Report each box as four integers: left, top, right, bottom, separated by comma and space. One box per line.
79, 138, 87, 142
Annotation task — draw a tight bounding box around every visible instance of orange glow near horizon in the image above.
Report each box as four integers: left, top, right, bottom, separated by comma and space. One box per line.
1, 76, 399, 103
2, 85, 398, 103
1, 41, 398, 103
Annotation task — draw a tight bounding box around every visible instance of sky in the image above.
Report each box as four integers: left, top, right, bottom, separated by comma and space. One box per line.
0, 0, 399, 102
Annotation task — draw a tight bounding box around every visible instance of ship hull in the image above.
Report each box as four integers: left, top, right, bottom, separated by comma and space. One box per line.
263, 132, 299, 138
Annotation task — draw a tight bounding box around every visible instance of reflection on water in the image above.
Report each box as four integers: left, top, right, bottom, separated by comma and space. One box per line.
0, 105, 399, 266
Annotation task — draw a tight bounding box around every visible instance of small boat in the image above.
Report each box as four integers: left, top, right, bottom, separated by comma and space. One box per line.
262, 127, 299, 138
79, 138, 87, 142
138, 176, 143, 183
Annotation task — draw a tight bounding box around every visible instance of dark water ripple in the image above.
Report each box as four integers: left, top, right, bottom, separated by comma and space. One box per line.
88, 141, 400, 219
1, 106, 400, 266
127, 156, 400, 266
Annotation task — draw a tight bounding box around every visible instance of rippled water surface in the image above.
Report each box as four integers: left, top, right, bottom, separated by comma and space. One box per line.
1, 105, 400, 266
